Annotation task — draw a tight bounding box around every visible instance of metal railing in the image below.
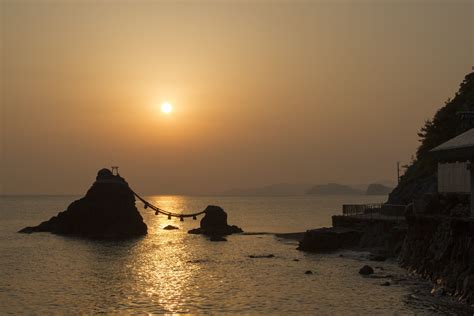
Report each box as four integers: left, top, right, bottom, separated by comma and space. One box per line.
342, 203, 406, 218
342, 204, 383, 216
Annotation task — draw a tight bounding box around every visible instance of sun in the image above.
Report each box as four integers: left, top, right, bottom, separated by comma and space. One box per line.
161, 102, 173, 114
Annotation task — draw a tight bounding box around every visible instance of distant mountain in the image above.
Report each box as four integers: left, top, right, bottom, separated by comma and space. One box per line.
351, 180, 397, 192
306, 183, 362, 195
365, 183, 393, 195
220, 183, 312, 196
373, 179, 397, 188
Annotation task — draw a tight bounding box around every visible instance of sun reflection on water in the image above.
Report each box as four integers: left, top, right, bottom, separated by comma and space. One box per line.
120, 195, 207, 313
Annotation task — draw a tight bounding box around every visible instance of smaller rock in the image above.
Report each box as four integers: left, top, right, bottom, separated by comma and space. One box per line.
293, 259, 300, 262
359, 265, 375, 275
209, 235, 227, 242
249, 254, 275, 259
187, 259, 210, 263
188, 205, 243, 236
381, 281, 391, 286
163, 225, 179, 230
305, 270, 313, 275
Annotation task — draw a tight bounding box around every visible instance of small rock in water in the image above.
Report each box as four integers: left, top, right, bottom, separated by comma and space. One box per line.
209, 235, 227, 242
249, 254, 275, 259
187, 259, 210, 264
305, 270, 313, 275
188, 205, 243, 236
381, 281, 391, 286
359, 265, 375, 275
163, 225, 179, 230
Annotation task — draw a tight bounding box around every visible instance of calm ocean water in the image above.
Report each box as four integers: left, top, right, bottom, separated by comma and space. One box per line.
0, 195, 445, 314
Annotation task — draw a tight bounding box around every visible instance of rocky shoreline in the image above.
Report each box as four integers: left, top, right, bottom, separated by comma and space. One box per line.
400, 214, 474, 303
298, 215, 406, 257
295, 213, 474, 306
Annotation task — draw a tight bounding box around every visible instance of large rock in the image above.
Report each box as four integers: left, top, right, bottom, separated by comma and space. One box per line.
299, 216, 406, 255
188, 205, 242, 236
297, 226, 363, 252
19, 168, 147, 239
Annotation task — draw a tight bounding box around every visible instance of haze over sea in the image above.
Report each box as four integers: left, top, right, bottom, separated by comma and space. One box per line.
0, 194, 449, 314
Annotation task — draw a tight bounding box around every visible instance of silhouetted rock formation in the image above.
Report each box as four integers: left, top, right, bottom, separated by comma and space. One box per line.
19, 168, 147, 239
163, 225, 179, 230
188, 205, 243, 236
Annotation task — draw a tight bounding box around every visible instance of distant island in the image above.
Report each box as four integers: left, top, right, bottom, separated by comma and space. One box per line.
219, 182, 394, 196
306, 183, 362, 195
365, 183, 393, 195
219, 183, 311, 196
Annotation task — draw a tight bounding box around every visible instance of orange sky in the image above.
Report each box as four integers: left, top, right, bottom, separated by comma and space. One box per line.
1, 0, 473, 195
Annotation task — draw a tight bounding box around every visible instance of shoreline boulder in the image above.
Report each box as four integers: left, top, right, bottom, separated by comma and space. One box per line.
297, 227, 363, 252
188, 205, 243, 236
19, 168, 147, 239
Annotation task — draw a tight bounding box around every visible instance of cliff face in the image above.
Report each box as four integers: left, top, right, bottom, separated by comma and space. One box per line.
388, 72, 474, 205
19, 169, 147, 239
399, 215, 474, 303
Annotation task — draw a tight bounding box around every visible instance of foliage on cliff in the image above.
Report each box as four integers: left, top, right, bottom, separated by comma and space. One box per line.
388, 72, 474, 204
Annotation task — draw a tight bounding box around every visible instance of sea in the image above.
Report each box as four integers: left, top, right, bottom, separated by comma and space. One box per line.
0, 195, 463, 315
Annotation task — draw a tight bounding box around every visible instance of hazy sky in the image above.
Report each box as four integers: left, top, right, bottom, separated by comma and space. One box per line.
1, 0, 473, 195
